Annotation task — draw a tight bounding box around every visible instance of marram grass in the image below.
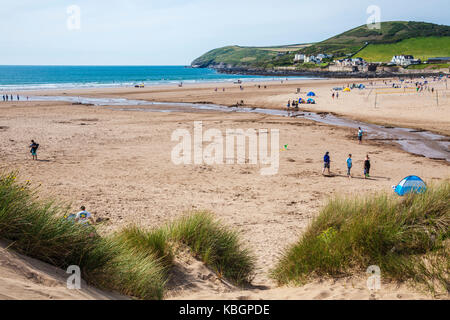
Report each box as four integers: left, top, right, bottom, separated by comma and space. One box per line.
0, 172, 255, 299
271, 181, 449, 295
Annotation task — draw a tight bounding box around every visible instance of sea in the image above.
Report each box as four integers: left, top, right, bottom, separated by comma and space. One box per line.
0, 65, 309, 91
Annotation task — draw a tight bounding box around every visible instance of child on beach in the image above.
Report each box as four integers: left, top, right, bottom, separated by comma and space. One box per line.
75, 206, 95, 226
29, 140, 39, 160
364, 155, 371, 179
358, 127, 364, 144
322, 152, 331, 176
347, 154, 352, 178
75, 206, 96, 237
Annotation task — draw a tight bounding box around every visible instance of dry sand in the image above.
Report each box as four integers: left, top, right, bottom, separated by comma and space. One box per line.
0, 78, 448, 300
0, 241, 127, 300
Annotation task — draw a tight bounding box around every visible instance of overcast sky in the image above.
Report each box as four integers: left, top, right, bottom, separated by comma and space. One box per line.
1, 0, 448, 65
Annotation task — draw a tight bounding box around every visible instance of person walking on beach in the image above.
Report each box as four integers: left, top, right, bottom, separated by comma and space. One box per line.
364, 155, 371, 179
347, 154, 353, 179
29, 140, 39, 160
358, 127, 364, 144
332, 92, 335, 99
336, 92, 339, 99
322, 151, 331, 176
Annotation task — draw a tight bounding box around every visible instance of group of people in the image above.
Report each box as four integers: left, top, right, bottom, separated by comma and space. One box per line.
2, 94, 20, 101
322, 127, 370, 179
322, 152, 371, 179
287, 99, 300, 110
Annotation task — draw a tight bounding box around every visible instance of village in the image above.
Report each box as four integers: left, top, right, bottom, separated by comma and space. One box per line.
292, 52, 450, 72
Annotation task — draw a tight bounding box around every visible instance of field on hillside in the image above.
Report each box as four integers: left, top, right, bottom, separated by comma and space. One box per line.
358, 37, 450, 62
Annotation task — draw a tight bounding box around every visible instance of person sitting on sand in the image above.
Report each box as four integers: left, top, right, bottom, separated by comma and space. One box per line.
364, 155, 371, 179
347, 154, 353, 179
322, 152, 331, 176
29, 140, 39, 160
75, 206, 95, 226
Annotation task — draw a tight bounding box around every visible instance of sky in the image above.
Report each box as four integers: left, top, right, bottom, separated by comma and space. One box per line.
0, 0, 449, 65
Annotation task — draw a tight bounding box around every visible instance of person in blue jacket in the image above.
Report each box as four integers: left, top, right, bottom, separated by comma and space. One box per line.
322, 151, 331, 176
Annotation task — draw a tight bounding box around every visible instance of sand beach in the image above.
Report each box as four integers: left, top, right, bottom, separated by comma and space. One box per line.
0, 77, 448, 300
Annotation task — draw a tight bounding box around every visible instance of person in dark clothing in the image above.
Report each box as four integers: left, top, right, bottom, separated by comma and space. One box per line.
322, 151, 331, 176
29, 140, 39, 160
364, 155, 371, 179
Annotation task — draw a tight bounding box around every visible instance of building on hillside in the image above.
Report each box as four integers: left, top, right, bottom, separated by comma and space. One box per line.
391, 55, 421, 66
295, 53, 332, 64
316, 53, 333, 60
351, 57, 366, 66
427, 57, 450, 64
335, 57, 367, 67
294, 54, 306, 62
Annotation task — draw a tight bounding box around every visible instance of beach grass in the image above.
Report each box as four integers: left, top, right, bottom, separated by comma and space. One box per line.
168, 211, 256, 286
115, 211, 256, 286
0, 172, 167, 299
271, 181, 449, 295
0, 172, 255, 298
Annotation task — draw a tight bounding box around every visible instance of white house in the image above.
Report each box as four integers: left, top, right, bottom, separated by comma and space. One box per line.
391, 55, 421, 66
317, 53, 333, 60
351, 57, 366, 66
305, 55, 321, 64
294, 54, 306, 62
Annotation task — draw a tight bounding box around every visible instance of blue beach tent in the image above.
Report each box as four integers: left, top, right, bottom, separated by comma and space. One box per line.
307, 92, 316, 97
393, 176, 427, 196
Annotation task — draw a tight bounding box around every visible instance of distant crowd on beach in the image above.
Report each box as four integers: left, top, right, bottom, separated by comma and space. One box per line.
2, 94, 29, 101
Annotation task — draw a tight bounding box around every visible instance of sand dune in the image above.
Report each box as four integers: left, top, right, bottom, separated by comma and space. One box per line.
0, 241, 127, 300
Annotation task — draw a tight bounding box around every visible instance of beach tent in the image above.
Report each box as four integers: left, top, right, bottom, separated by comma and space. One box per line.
358, 84, 365, 89
307, 92, 316, 96
298, 98, 305, 104
307, 98, 315, 104
393, 176, 427, 196
343, 87, 351, 92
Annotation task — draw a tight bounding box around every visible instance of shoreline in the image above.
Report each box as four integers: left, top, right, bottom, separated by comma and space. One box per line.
206, 66, 450, 79
18, 76, 450, 137
23, 94, 450, 162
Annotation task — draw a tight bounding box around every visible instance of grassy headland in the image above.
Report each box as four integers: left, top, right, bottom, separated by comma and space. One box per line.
192, 21, 450, 69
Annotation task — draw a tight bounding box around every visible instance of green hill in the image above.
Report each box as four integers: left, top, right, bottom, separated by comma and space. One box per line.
301, 21, 450, 57
192, 21, 450, 68
357, 37, 450, 62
